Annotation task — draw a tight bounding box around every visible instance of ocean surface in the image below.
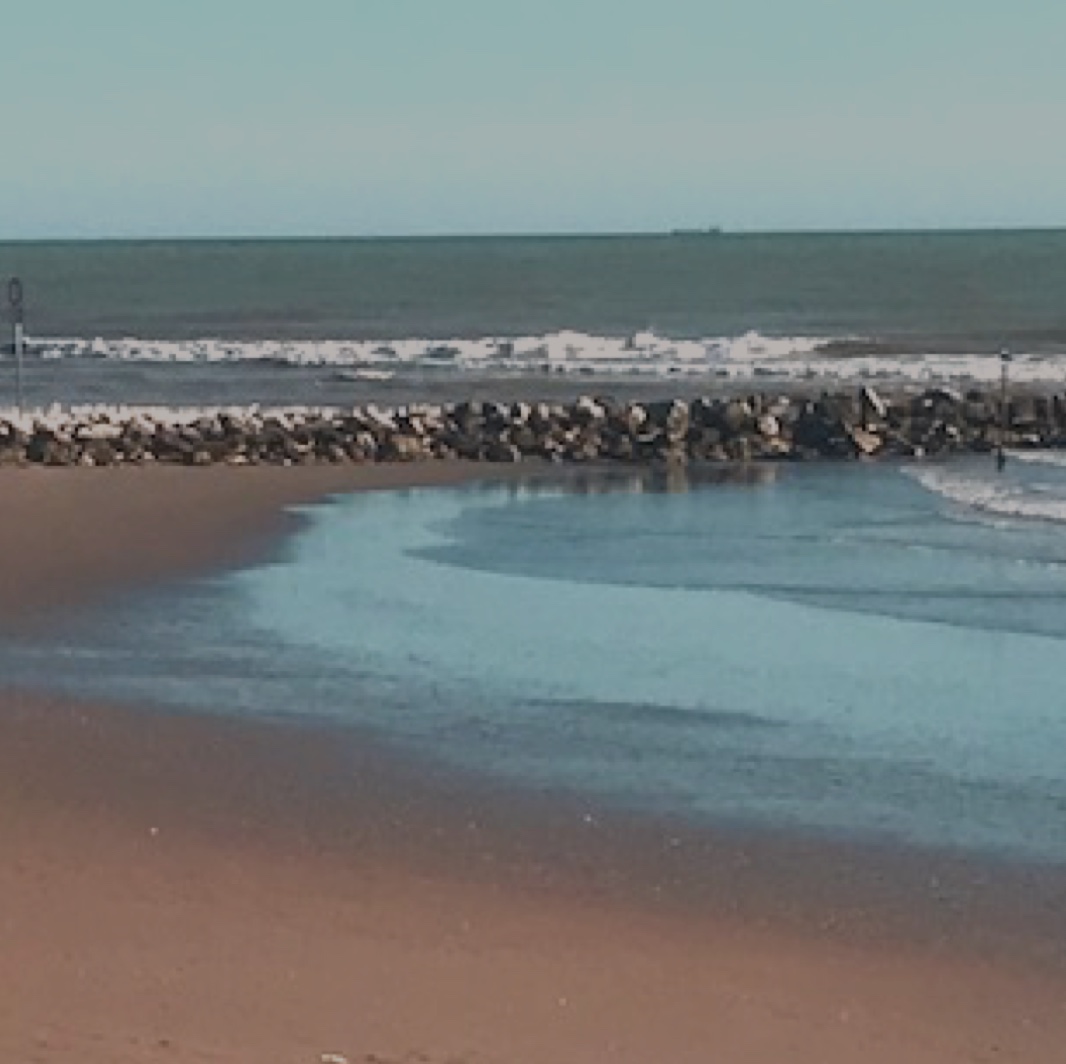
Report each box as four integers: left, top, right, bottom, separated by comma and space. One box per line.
4, 456, 1066, 864
1, 230, 1066, 410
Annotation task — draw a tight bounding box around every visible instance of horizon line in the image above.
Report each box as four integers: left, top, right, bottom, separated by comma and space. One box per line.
2, 224, 1066, 245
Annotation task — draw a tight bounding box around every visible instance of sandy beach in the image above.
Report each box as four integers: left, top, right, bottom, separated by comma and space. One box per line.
3, 463, 1066, 1064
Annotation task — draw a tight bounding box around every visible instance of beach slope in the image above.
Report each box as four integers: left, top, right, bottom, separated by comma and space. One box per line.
2, 465, 1064, 1064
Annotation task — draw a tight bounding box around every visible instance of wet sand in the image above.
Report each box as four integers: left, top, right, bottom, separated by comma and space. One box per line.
2, 464, 1065, 1064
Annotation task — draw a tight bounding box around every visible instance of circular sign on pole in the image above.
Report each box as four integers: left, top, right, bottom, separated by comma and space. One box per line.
7, 277, 24, 324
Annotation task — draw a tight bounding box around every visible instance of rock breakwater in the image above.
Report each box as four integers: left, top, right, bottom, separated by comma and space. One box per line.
2, 387, 1065, 468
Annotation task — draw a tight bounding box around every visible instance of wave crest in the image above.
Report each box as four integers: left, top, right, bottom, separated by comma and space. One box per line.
24, 329, 827, 376
907, 465, 1066, 524
20, 330, 1066, 385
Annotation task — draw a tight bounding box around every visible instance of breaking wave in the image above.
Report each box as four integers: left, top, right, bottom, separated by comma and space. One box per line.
906, 465, 1066, 525
20, 330, 1066, 385
1003, 449, 1066, 470
22, 330, 827, 375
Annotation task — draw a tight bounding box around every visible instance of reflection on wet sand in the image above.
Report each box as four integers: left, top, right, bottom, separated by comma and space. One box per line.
502, 461, 781, 499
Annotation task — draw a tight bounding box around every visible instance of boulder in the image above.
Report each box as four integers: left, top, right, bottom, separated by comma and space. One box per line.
848, 427, 883, 457
859, 385, 888, 421
757, 414, 781, 438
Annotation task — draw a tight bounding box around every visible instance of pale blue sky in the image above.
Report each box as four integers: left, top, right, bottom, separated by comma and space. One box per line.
3, 0, 1064, 237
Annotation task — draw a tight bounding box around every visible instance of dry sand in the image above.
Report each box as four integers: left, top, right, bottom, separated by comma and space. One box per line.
2, 463, 1065, 1064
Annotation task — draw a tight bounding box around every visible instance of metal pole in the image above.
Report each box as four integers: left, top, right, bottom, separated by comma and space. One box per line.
997, 347, 1011, 472
7, 277, 25, 416
14, 321, 24, 415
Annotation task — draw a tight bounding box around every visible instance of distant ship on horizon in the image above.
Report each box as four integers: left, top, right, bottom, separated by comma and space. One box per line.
669, 226, 724, 237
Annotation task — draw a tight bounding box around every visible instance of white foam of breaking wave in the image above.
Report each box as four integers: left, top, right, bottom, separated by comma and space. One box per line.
1004, 449, 1066, 469
906, 466, 1066, 525
22, 332, 1066, 385
328, 368, 395, 381
0, 402, 349, 431
25, 330, 830, 375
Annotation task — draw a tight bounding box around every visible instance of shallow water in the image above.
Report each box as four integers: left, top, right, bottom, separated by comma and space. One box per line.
5, 458, 1066, 863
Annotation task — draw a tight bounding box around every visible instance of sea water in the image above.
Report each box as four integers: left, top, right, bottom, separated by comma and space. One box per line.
5, 456, 1066, 863
2, 231, 1066, 412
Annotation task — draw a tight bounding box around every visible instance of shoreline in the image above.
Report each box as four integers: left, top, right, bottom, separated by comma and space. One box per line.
0, 462, 525, 633
3, 463, 1066, 1062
